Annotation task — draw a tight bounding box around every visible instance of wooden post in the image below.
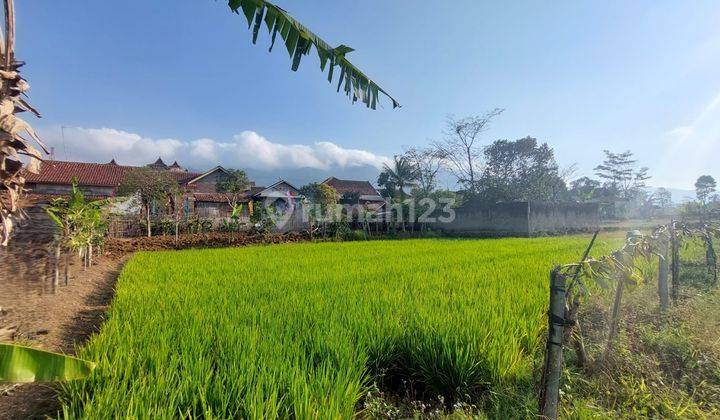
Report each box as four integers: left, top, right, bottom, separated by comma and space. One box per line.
670, 225, 680, 302
658, 233, 670, 310
540, 268, 567, 420
704, 233, 717, 286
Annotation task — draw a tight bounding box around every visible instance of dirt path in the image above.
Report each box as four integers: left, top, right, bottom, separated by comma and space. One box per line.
0, 255, 126, 420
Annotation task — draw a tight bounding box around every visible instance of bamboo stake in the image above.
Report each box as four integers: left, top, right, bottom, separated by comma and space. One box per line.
670, 224, 680, 302
539, 269, 567, 420
658, 230, 670, 310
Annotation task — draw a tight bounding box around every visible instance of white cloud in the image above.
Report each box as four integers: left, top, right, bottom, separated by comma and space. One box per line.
38, 126, 391, 172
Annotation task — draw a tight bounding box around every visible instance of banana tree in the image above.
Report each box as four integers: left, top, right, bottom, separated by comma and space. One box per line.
46, 179, 109, 282
0, 343, 95, 383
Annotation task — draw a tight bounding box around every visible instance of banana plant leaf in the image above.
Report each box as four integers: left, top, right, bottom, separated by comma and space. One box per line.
0, 343, 95, 382
226, 0, 400, 110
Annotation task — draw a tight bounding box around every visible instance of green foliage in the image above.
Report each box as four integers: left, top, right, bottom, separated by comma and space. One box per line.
59, 235, 619, 417
45, 179, 109, 254
226, 0, 399, 110
695, 175, 717, 205
216, 168, 250, 198
0, 343, 95, 383
117, 167, 177, 205
250, 202, 276, 232
479, 137, 566, 203
593, 150, 650, 201
377, 155, 419, 200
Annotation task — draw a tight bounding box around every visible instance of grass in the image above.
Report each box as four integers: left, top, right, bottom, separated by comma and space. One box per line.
59, 236, 622, 418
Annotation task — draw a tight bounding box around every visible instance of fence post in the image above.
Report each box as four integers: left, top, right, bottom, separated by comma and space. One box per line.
658, 231, 670, 310
540, 268, 567, 420
670, 223, 680, 302
704, 233, 717, 286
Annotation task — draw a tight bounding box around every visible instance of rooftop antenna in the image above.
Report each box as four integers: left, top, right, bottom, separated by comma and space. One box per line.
60, 125, 69, 160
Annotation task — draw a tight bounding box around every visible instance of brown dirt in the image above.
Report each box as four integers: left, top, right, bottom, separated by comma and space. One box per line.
0, 254, 127, 420
103, 231, 311, 257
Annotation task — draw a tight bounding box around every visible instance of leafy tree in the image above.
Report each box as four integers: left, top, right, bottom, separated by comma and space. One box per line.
117, 168, 178, 238
316, 184, 339, 210
653, 188, 673, 209
594, 150, 650, 201
377, 155, 419, 200
228, 0, 399, 109
478, 137, 567, 202
433, 109, 504, 195
569, 177, 602, 202
695, 175, 716, 205
216, 168, 251, 211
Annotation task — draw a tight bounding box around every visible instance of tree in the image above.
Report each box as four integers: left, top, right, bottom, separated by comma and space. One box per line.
405, 147, 444, 194
117, 168, 178, 237
229, 0, 399, 110
478, 137, 567, 202
695, 175, 716, 205
653, 188, 673, 209
594, 150, 650, 201
0, 1, 47, 246
569, 177, 601, 202
433, 109, 504, 196
216, 168, 250, 210
377, 155, 419, 200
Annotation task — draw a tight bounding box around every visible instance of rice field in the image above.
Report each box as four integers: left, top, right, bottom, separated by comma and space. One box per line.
60, 236, 620, 418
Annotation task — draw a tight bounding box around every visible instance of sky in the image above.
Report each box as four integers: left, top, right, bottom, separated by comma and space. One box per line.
16, 1, 720, 191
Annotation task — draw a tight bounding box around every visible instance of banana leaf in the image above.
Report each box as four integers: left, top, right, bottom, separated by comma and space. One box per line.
226, 0, 400, 110
0, 343, 95, 382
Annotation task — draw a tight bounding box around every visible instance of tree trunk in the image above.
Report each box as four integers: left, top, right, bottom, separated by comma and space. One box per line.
539, 269, 566, 420
53, 243, 60, 287
88, 244, 93, 267
658, 238, 670, 310
146, 206, 152, 238
64, 250, 69, 285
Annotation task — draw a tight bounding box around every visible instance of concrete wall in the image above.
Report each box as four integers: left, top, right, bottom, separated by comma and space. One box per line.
439, 201, 530, 236
438, 200, 600, 236
528, 202, 600, 234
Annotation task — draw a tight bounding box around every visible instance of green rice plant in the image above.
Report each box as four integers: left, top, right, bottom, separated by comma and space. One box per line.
60, 236, 620, 418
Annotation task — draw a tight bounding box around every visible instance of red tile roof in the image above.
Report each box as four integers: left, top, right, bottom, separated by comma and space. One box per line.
322, 177, 380, 197
24, 160, 135, 187
24, 160, 201, 187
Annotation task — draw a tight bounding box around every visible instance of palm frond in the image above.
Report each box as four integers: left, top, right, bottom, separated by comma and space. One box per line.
226, 0, 400, 110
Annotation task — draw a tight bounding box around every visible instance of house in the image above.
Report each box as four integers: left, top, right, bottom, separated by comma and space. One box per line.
321, 177, 385, 212
24, 158, 253, 218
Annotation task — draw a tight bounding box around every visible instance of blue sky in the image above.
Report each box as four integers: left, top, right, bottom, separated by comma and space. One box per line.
18, 1, 720, 190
